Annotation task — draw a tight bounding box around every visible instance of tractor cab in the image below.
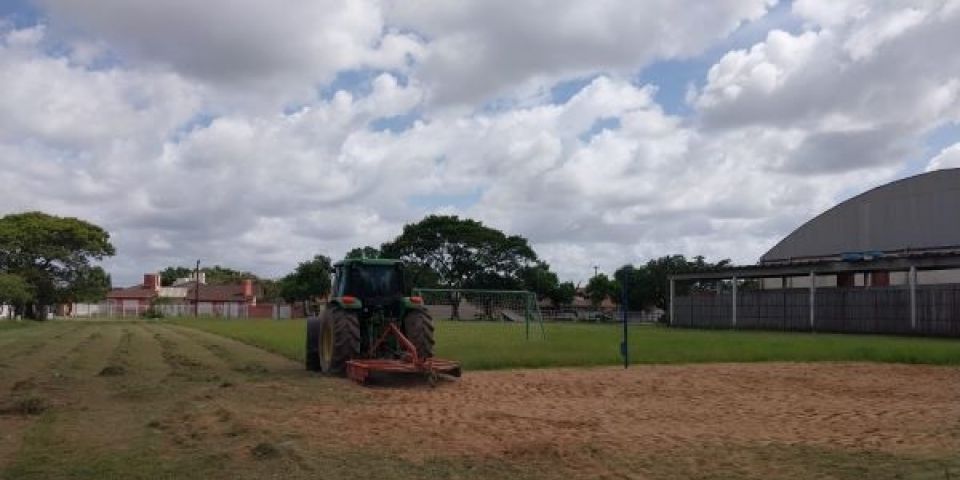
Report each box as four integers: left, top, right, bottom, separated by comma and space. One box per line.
331, 258, 409, 311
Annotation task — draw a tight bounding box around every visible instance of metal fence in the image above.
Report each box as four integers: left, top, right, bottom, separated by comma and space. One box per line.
673, 284, 960, 336
59, 303, 301, 320
540, 308, 662, 324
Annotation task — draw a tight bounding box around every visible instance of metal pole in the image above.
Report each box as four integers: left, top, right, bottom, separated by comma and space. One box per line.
809, 271, 816, 331
669, 278, 675, 326
731, 275, 737, 328
525, 293, 531, 341
909, 265, 917, 331
621, 272, 628, 369
194, 259, 201, 317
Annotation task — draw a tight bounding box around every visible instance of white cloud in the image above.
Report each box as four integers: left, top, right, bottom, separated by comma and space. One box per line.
697, 30, 821, 108
692, 1, 960, 177
36, 0, 423, 109
926, 142, 960, 171
342, 77, 898, 283
385, 0, 775, 105
0, 27, 199, 152
697, 1, 960, 130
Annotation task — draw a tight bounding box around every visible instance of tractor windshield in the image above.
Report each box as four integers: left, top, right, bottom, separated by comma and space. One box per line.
347, 265, 404, 299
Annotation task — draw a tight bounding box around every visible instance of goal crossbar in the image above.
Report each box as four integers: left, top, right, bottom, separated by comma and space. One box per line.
412, 288, 546, 340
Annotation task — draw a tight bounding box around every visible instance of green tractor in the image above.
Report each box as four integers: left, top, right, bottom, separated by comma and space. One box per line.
305, 258, 460, 384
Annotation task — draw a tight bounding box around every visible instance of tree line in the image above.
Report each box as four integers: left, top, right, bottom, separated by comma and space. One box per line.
584, 255, 731, 311
0, 211, 729, 319
279, 215, 729, 315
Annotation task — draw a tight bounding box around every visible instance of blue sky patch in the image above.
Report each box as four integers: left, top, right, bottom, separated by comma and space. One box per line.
370, 111, 421, 133
896, 121, 960, 176
635, 59, 706, 116
170, 113, 218, 142
580, 116, 621, 143
550, 75, 600, 104
0, 0, 42, 29
318, 69, 409, 101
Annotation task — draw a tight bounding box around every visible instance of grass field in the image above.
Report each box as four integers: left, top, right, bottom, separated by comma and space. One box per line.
169, 317, 960, 369
0, 320, 33, 332
2, 319, 959, 479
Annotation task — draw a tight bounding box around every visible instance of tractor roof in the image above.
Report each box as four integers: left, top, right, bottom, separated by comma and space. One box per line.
334, 258, 403, 267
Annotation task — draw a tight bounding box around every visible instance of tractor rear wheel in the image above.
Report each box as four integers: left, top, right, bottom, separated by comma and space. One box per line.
305, 315, 322, 371
319, 308, 361, 375
404, 310, 435, 359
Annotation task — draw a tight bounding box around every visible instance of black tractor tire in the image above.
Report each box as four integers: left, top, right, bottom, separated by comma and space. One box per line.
305, 315, 322, 371
319, 308, 362, 375
404, 310, 435, 359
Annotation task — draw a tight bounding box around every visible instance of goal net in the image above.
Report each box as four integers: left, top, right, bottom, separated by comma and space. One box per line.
412, 288, 545, 340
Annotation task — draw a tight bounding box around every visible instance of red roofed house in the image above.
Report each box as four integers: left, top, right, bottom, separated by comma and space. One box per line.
106, 273, 261, 317
106, 273, 164, 316
186, 280, 258, 317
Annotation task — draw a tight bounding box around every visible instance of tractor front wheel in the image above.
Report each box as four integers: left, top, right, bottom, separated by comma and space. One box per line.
404, 310, 435, 359
319, 308, 361, 375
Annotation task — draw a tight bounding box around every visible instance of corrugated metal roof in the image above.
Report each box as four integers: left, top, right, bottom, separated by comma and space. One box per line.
762, 168, 960, 263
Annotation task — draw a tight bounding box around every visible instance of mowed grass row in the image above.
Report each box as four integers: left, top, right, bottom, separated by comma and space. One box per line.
0, 320, 35, 332
168, 317, 960, 370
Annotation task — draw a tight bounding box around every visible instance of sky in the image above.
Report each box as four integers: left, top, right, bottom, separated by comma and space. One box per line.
1, 0, 960, 287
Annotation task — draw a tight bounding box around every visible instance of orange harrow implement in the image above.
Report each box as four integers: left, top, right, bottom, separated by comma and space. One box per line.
345, 322, 461, 386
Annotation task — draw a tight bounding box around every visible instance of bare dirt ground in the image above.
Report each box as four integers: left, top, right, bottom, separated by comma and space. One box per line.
1, 320, 959, 479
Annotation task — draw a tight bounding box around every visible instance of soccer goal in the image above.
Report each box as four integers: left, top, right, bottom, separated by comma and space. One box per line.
412, 288, 546, 340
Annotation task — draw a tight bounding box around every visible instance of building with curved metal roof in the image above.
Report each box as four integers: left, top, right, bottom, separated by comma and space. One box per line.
762, 168, 960, 264
668, 168, 960, 337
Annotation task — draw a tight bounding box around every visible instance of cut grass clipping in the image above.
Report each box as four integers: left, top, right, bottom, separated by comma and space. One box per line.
170, 318, 960, 370
1, 396, 49, 416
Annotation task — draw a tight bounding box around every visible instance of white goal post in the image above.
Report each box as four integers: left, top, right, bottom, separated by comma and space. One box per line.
411, 288, 546, 340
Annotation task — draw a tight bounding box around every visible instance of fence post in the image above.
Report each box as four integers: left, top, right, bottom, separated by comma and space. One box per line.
669, 278, 675, 326
621, 272, 629, 368
525, 293, 531, 341
809, 271, 816, 331
909, 265, 917, 331
731, 275, 738, 328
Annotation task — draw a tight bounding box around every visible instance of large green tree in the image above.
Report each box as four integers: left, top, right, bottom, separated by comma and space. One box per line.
519, 262, 559, 300
279, 255, 333, 304
380, 215, 539, 290
257, 278, 282, 303
63, 266, 111, 303
345, 246, 381, 259
0, 273, 34, 311
159, 266, 193, 286
614, 255, 731, 312
0, 212, 115, 319
203, 265, 255, 285
159, 265, 255, 286
549, 281, 576, 307
584, 273, 617, 308
518, 262, 576, 306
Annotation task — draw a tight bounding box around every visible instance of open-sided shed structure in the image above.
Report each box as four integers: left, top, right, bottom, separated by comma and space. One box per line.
669, 168, 960, 336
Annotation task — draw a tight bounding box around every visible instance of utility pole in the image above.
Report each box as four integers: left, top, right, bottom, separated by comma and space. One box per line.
194, 259, 200, 317
593, 265, 599, 278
